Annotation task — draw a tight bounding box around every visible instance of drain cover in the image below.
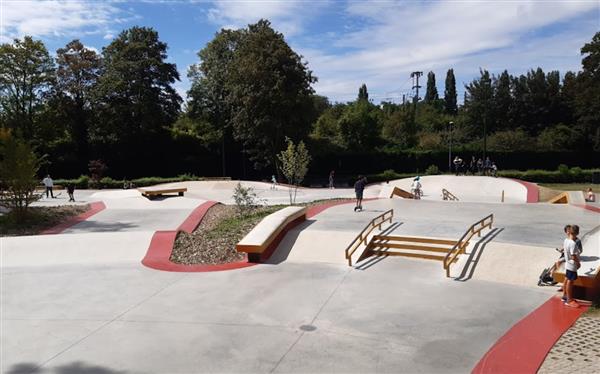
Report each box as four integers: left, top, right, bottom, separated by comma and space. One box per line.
299, 324, 317, 332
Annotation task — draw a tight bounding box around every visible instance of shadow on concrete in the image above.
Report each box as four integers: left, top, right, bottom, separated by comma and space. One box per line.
67, 221, 138, 233
7, 361, 126, 374
264, 220, 317, 264
354, 222, 403, 271
454, 227, 504, 282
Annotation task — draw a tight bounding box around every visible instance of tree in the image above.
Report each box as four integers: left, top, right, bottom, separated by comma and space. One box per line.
338, 100, 382, 150
92, 27, 181, 162
0, 130, 41, 220
492, 70, 511, 132
54, 40, 101, 159
444, 69, 457, 115
226, 20, 316, 170
187, 29, 242, 176
575, 32, 600, 150
424, 71, 438, 104
358, 83, 369, 101
277, 138, 310, 205
382, 104, 417, 148
0, 36, 55, 140
464, 69, 493, 150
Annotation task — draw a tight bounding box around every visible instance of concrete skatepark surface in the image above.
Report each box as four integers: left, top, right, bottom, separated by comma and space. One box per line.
2, 177, 598, 373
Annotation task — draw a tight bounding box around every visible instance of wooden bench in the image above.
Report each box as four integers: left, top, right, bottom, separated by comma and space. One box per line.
236, 206, 307, 262
139, 187, 187, 199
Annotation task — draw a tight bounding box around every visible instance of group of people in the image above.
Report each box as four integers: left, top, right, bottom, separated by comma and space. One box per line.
453, 156, 498, 177
41, 174, 75, 202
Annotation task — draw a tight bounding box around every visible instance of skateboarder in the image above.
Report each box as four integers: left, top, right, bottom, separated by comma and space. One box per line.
42, 174, 55, 198
354, 175, 367, 212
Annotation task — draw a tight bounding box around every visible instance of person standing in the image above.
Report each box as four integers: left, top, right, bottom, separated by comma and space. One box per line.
42, 174, 55, 198
563, 225, 581, 308
271, 175, 277, 190
354, 175, 366, 212
67, 183, 75, 202
328, 170, 335, 189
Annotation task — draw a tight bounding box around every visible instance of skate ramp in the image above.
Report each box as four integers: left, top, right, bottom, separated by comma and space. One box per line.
378, 176, 528, 203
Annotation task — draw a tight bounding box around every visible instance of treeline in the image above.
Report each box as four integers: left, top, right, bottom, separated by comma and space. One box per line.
1, 21, 598, 179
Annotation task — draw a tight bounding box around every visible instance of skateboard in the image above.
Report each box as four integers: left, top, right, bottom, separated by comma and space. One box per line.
354, 205, 363, 212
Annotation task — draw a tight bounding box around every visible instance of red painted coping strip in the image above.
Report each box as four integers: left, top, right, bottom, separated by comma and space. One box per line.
472, 296, 588, 374
178, 200, 218, 233
142, 230, 255, 272
306, 198, 379, 219
511, 178, 539, 203
39, 201, 106, 235
573, 204, 600, 213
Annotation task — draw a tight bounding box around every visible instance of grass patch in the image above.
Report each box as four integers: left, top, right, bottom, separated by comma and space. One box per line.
539, 183, 597, 192
0, 205, 89, 236
205, 206, 283, 241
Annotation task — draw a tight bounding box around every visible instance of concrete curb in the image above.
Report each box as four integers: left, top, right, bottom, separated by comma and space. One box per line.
39, 201, 106, 235
511, 178, 539, 203
472, 296, 588, 374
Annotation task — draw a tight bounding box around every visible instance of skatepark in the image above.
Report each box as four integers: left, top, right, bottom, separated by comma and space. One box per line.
1, 176, 599, 373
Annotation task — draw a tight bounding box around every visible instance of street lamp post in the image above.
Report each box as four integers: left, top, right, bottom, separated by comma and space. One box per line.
448, 121, 454, 173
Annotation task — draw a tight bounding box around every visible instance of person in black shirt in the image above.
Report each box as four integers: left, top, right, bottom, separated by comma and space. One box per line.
354, 175, 367, 212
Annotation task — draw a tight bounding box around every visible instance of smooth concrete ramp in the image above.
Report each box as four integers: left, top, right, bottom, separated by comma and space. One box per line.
378, 176, 528, 203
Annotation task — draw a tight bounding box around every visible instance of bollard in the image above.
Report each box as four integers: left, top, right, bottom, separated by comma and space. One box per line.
501, 190, 505, 203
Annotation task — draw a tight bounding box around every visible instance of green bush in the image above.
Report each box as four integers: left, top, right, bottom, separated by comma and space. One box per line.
425, 165, 440, 175
54, 175, 206, 189
498, 168, 598, 183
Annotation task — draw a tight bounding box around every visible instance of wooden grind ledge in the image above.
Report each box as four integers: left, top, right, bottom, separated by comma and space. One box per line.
236, 206, 307, 262
139, 187, 187, 199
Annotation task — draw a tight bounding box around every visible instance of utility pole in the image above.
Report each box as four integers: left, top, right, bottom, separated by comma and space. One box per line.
410, 71, 423, 104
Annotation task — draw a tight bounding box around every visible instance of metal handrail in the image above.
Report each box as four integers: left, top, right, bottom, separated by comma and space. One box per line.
443, 214, 493, 277
442, 188, 459, 201
345, 209, 394, 266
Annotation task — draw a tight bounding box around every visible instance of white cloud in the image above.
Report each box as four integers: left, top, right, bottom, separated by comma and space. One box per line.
0, 0, 130, 42
205, 0, 329, 37
298, 0, 599, 102
103, 33, 115, 40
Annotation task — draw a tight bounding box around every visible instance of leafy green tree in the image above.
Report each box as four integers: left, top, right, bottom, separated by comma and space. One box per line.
487, 129, 533, 151
424, 71, 438, 104
0, 36, 55, 140
537, 124, 582, 151
226, 20, 316, 170
277, 138, 310, 204
0, 131, 41, 219
53, 39, 101, 159
187, 29, 242, 175
444, 69, 457, 115
492, 70, 511, 132
92, 27, 181, 160
464, 69, 493, 149
311, 103, 346, 146
358, 83, 369, 101
338, 100, 382, 150
382, 104, 417, 148
575, 31, 600, 150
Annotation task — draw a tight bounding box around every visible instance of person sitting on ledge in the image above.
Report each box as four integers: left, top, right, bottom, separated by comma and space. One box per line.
585, 187, 595, 202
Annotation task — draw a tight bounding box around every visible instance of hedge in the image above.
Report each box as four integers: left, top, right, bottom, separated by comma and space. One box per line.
53, 174, 226, 189
498, 167, 599, 183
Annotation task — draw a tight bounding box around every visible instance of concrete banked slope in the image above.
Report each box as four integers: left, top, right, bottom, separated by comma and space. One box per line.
378, 175, 528, 203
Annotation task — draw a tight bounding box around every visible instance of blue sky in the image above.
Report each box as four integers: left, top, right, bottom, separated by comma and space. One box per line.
2, 0, 599, 103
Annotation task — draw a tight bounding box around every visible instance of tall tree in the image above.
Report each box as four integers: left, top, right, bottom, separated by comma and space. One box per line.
492, 70, 511, 132
187, 29, 242, 176
464, 69, 493, 152
54, 39, 101, 158
424, 71, 438, 104
0, 36, 54, 140
92, 27, 181, 162
338, 100, 382, 150
226, 19, 316, 170
575, 31, 600, 150
444, 69, 457, 115
358, 83, 369, 101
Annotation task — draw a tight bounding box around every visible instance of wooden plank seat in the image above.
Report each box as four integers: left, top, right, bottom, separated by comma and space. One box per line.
139, 187, 187, 199
236, 206, 307, 262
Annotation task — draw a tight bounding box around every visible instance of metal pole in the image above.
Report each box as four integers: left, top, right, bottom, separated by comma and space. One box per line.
448, 121, 453, 172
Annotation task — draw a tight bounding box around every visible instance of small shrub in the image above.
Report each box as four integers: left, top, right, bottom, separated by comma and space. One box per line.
232, 182, 259, 217
88, 160, 108, 182
425, 165, 440, 175
381, 169, 398, 181
557, 164, 569, 176
570, 166, 583, 180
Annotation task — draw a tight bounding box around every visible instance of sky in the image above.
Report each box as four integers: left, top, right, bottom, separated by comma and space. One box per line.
1, 0, 599, 104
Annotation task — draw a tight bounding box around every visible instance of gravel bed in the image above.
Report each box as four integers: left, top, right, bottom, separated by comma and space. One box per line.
171, 204, 280, 265
0, 205, 89, 236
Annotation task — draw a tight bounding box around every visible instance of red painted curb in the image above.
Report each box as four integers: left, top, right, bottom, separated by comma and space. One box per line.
142, 230, 255, 272
39, 201, 106, 235
178, 200, 218, 233
511, 178, 539, 203
306, 198, 379, 218
573, 204, 600, 213
141, 201, 256, 272
472, 296, 588, 374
